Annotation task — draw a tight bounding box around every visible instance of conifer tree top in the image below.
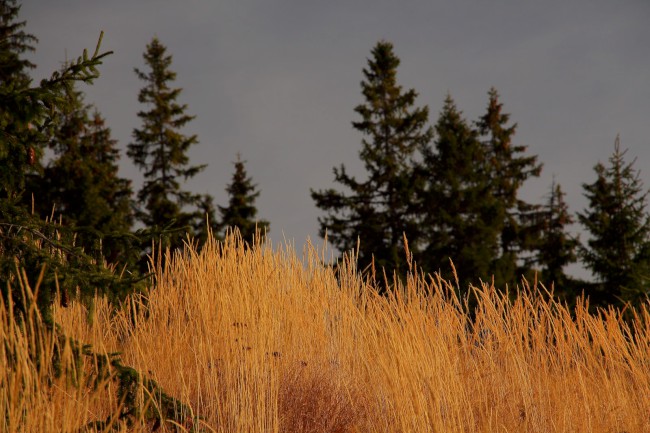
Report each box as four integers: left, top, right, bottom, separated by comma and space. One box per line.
0, 0, 37, 86
579, 136, 650, 304
218, 153, 269, 243
128, 36, 208, 241
312, 40, 431, 279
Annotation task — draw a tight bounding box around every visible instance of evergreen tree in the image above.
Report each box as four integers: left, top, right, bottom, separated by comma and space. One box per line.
192, 193, 219, 245
218, 154, 269, 243
535, 179, 579, 296
0, 0, 35, 87
128, 37, 207, 247
0, 0, 39, 197
311, 41, 432, 280
578, 137, 650, 307
40, 85, 134, 264
418, 95, 500, 290
0, 32, 133, 312
476, 88, 542, 286
0, 27, 199, 427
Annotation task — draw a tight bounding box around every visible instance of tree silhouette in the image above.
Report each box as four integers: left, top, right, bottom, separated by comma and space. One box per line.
579, 137, 650, 307
418, 95, 500, 290
218, 154, 269, 243
40, 85, 134, 264
312, 41, 432, 280
476, 88, 542, 287
535, 179, 579, 297
128, 37, 209, 249
0, 0, 39, 197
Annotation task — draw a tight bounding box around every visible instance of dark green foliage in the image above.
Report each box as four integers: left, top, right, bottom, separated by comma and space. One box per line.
418, 95, 500, 290
1, 22, 197, 431
0, 23, 162, 338
0, 0, 35, 137
476, 88, 543, 287
0, 0, 36, 87
0, 0, 39, 197
218, 154, 269, 243
535, 180, 579, 297
1, 30, 111, 197
0, 32, 128, 320
416, 90, 542, 292
311, 41, 432, 281
128, 37, 209, 249
0, 196, 147, 325
192, 193, 220, 246
38, 86, 134, 265
105, 361, 193, 431
578, 137, 650, 307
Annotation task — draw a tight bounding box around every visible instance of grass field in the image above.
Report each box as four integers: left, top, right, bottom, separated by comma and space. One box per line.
3, 233, 650, 432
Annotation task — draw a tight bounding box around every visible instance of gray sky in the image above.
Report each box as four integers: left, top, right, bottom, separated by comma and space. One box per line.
22, 1, 650, 279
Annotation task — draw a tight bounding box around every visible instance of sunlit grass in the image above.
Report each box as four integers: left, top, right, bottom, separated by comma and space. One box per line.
3, 232, 650, 432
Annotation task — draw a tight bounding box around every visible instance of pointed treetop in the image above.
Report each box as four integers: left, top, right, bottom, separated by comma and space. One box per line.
313, 40, 432, 281
218, 153, 269, 243
579, 136, 650, 306
0, 0, 38, 85
128, 36, 208, 247
535, 177, 578, 294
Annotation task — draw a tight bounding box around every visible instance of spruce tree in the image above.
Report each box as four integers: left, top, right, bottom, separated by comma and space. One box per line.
578, 137, 650, 307
218, 154, 269, 243
0, 0, 35, 87
0, 0, 39, 197
418, 95, 500, 290
40, 85, 134, 264
0, 32, 135, 313
535, 179, 579, 296
128, 37, 207, 247
311, 41, 432, 280
0, 27, 199, 426
192, 193, 219, 245
476, 88, 542, 286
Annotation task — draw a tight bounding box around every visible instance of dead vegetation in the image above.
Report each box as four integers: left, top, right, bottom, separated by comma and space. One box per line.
2, 232, 649, 432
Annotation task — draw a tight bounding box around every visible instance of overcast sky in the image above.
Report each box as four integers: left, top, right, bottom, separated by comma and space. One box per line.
22, 1, 650, 279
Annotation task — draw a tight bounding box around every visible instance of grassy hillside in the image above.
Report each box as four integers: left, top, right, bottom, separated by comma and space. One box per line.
3, 233, 650, 432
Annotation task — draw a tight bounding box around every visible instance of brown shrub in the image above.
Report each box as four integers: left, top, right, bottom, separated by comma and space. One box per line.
278, 362, 370, 433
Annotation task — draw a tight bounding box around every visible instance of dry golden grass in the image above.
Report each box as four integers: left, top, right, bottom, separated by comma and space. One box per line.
3, 232, 650, 432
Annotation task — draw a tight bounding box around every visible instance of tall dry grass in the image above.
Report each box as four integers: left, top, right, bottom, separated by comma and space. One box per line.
3, 232, 650, 432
